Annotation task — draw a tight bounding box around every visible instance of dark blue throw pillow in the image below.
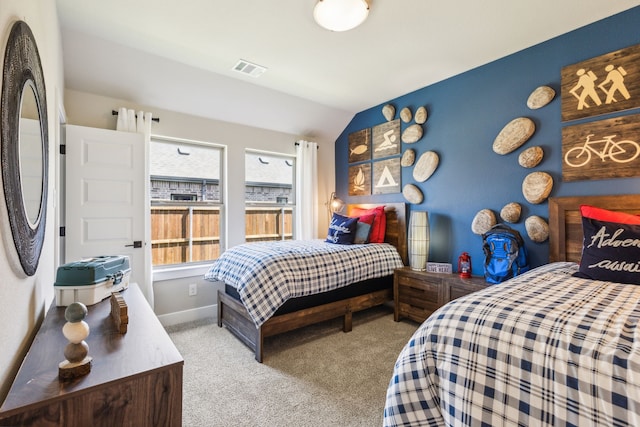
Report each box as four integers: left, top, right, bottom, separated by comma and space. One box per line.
573, 209, 640, 284
325, 213, 358, 245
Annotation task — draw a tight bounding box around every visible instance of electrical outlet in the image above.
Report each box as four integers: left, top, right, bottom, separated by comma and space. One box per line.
188, 283, 197, 297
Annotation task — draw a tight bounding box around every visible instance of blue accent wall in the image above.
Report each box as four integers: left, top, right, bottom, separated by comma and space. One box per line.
335, 6, 640, 275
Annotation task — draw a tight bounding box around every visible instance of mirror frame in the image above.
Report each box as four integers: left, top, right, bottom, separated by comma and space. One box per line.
1, 21, 48, 276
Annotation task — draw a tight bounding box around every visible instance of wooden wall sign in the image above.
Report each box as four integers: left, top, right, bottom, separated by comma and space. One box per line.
348, 128, 371, 163
562, 113, 640, 181
372, 119, 400, 159
373, 158, 401, 194
348, 163, 371, 196
561, 43, 640, 122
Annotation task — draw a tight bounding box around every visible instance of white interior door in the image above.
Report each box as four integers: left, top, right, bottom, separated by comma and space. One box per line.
64, 124, 150, 303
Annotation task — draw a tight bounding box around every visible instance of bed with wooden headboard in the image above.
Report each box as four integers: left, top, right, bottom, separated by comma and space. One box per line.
383, 194, 640, 427
548, 193, 640, 262
212, 202, 407, 362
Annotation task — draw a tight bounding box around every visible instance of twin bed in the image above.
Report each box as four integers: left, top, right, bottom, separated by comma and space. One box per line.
206, 202, 408, 362
383, 194, 640, 426
206, 194, 640, 426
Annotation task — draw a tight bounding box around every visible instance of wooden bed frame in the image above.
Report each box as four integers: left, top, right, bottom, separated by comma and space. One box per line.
217, 202, 407, 362
548, 194, 640, 263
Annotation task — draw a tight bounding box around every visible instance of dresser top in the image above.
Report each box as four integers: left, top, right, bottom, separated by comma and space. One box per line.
0, 283, 183, 415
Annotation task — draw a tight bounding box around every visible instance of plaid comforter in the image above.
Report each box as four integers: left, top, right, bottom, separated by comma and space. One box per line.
384, 262, 640, 426
205, 239, 403, 327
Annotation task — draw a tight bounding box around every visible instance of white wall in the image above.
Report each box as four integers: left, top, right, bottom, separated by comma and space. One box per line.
0, 1, 335, 399
0, 0, 64, 401
62, 89, 336, 324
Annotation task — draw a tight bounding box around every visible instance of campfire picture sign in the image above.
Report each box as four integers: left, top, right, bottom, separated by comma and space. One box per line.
348, 163, 371, 196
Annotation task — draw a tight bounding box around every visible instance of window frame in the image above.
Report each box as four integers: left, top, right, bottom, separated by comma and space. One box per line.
150, 136, 226, 277
244, 149, 296, 242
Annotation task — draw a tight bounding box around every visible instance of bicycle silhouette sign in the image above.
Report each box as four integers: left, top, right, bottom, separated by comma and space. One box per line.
562, 113, 640, 182
564, 134, 640, 167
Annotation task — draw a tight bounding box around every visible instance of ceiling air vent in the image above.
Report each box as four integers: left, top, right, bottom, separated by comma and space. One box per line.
232, 59, 267, 78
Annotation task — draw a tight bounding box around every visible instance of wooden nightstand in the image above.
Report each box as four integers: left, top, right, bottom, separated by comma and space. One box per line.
393, 267, 490, 323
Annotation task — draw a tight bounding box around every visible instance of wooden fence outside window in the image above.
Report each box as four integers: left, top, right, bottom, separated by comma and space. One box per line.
151, 203, 293, 266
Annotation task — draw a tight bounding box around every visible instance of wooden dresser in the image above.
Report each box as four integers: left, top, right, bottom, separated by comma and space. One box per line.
0, 283, 184, 427
394, 267, 490, 323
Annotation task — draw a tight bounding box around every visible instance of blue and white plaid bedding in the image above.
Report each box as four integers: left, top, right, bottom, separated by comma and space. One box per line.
384, 262, 640, 427
205, 239, 403, 327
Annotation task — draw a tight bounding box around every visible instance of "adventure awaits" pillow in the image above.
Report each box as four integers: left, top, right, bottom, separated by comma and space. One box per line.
573, 205, 640, 285
325, 213, 358, 245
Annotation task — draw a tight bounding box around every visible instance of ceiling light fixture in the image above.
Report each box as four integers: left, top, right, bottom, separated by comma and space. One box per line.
313, 0, 369, 32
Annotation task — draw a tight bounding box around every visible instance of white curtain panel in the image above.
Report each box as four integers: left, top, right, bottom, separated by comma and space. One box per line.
141, 111, 153, 308
295, 140, 319, 240
116, 107, 128, 131
116, 107, 155, 307
127, 109, 137, 132
116, 107, 153, 138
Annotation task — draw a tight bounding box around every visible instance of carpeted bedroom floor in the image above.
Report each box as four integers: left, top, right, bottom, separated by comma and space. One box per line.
165, 305, 418, 427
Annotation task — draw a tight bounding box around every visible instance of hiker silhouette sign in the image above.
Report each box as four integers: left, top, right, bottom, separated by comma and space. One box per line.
561, 43, 640, 122
561, 43, 640, 182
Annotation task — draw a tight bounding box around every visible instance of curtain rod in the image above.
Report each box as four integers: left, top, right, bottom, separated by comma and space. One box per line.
112, 110, 160, 123
294, 141, 319, 149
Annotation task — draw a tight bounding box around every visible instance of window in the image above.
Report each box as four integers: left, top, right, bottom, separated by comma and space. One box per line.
171, 194, 197, 201
150, 138, 224, 267
245, 150, 295, 243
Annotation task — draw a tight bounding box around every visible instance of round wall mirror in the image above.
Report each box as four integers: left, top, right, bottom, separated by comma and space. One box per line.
19, 81, 44, 226
1, 21, 48, 276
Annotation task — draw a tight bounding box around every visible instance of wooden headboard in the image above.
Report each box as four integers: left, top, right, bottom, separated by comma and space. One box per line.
346, 202, 408, 266
548, 194, 640, 263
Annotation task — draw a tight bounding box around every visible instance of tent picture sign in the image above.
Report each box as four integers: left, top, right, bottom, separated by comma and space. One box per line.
373, 158, 401, 195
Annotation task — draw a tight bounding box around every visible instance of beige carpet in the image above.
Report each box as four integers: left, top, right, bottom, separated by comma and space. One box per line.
165, 305, 418, 427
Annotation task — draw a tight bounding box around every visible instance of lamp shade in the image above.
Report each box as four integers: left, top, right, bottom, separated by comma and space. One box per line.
313, 0, 369, 32
408, 211, 430, 271
329, 192, 345, 213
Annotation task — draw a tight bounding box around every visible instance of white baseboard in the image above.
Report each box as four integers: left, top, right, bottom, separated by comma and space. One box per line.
157, 304, 217, 327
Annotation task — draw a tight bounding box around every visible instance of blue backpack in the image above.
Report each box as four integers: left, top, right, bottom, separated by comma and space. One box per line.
482, 224, 529, 284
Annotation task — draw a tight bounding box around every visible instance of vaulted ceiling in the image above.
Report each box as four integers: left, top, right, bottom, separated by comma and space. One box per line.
56, 0, 640, 142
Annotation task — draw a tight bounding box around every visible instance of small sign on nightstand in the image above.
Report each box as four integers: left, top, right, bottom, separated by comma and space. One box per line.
426, 262, 453, 274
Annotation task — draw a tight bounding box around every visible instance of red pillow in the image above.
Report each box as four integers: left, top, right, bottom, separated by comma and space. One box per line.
357, 214, 375, 225
580, 205, 640, 224
350, 206, 386, 243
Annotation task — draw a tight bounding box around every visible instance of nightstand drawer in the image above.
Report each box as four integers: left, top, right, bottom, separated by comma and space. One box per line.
397, 278, 439, 308
394, 268, 444, 323
394, 267, 489, 324
396, 301, 437, 324
449, 282, 488, 301
447, 277, 490, 301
